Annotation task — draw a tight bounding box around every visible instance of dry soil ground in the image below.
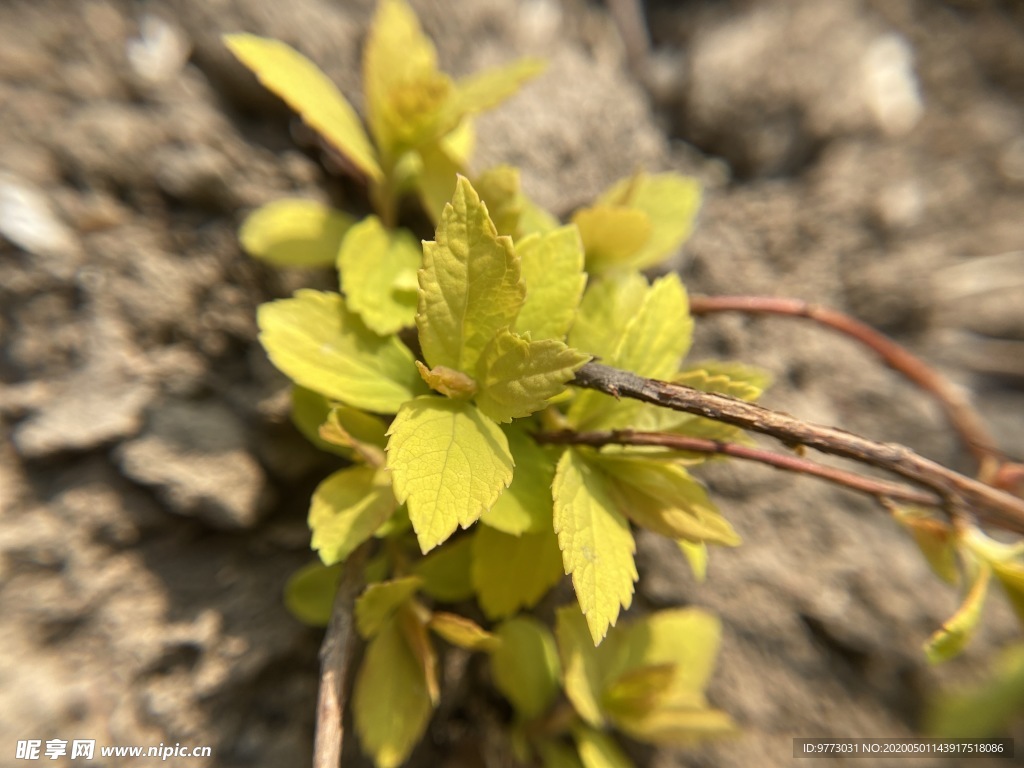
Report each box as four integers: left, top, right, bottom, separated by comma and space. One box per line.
2, 1, 1023, 767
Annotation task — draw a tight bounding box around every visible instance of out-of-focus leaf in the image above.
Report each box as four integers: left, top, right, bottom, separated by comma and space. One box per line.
573, 725, 635, 768
572, 205, 651, 274
491, 616, 562, 719
412, 535, 475, 602
353, 612, 434, 768
894, 507, 960, 586
355, 576, 422, 639
224, 35, 381, 181
471, 524, 564, 619
284, 561, 342, 627
337, 217, 420, 335
596, 172, 702, 270
309, 466, 395, 565
516, 226, 587, 342
925, 561, 992, 663
238, 198, 353, 268
928, 643, 1024, 738
481, 426, 557, 536
429, 611, 497, 651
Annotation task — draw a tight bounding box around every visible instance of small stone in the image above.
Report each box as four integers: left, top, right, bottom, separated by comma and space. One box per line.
126, 15, 191, 86
13, 373, 153, 459
0, 171, 82, 262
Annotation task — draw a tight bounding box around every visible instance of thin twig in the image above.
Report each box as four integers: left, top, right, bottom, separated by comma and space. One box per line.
571, 362, 1024, 535
314, 545, 370, 768
689, 295, 1001, 479
534, 428, 941, 508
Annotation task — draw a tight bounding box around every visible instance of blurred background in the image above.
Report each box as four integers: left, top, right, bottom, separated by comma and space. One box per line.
2, 0, 1022, 766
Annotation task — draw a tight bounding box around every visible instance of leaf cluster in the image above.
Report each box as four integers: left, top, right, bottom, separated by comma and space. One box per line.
227, 2, 766, 765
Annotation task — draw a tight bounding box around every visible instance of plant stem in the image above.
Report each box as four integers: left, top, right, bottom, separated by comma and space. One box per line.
314, 545, 369, 768
570, 362, 1024, 535
534, 428, 941, 508
689, 295, 1000, 479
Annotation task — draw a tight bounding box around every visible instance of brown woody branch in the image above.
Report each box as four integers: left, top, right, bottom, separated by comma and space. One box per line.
314, 545, 369, 768
689, 295, 1001, 479
534, 428, 941, 508
570, 362, 1024, 535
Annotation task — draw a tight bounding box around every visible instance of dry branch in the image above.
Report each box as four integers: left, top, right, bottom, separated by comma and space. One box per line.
570, 362, 1024, 535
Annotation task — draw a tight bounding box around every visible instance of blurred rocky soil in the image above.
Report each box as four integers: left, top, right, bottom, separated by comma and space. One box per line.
2, 0, 1023, 766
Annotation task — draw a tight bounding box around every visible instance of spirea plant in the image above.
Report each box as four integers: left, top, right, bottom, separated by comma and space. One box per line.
225, 1, 1024, 765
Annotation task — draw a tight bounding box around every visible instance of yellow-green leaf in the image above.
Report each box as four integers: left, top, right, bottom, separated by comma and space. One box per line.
363, 0, 442, 155
418, 176, 525, 374
238, 198, 353, 268
611, 705, 737, 745
568, 273, 648, 363
474, 165, 523, 237
475, 328, 591, 423
399, 603, 440, 705
516, 226, 587, 342
603, 608, 732, 743
573, 725, 635, 768
552, 450, 638, 645
310, 466, 396, 566
290, 386, 351, 458
610, 608, 723, 708
600, 664, 676, 718
556, 606, 611, 726
596, 173, 702, 271
572, 205, 651, 274
387, 397, 514, 553
471, 524, 565, 619
519, 195, 560, 239
992, 560, 1024, 627
481, 426, 556, 536
223, 35, 381, 181
337, 217, 420, 336
569, 274, 692, 430
353, 613, 434, 768
412, 535, 475, 602
927, 642, 1024, 738
611, 273, 692, 380
894, 507, 960, 586
429, 611, 498, 651
258, 290, 427, 413
597, 456, 741, 546
441, 117, 475, 166
374, 503, 411, 538
444, 58, 546, 131
537, 739, 586, 768
355, 576, 423, 639
675, 361, 771, 402
678, 539, 709, 582
491, 617, 562, 719
416, 140, 462, 223
925, 562, 992, 663
284, 561, 342, 627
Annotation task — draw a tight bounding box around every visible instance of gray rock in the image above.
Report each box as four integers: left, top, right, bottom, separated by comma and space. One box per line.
115, 399, 268, 529
13, 372, 153, 459
682, 0, 922, 176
